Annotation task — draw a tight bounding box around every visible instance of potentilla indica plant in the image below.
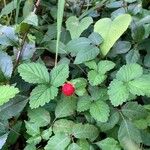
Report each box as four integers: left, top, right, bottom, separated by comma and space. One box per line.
0, 0, 150, 149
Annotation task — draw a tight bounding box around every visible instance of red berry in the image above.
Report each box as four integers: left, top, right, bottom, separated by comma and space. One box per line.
62, 82, 75, 96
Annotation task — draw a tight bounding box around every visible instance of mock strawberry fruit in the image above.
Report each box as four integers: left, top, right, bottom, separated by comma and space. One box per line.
62, 82, 75, 96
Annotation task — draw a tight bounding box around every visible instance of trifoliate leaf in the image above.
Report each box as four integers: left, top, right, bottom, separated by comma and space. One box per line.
53, 119, 75, 135
28, 107, 51, 127
0, 85, 19, 106
108, 79, 129, 106
55, 96, 77, 118
122, 102, 148, 120
88, 70, 106, 86
29, 85, 58, 109
98, 60, 115, 74
50, 64, 69, 87
90, 100, 110, 122
94, 14, 132, 56
67, 143, 81, 150
96, 137, 121, 150
116, 64, 143, 82
77, 95, 92, 112
45, 133, 71, 150
18, 63, 49, 84
72, 123, 99, 141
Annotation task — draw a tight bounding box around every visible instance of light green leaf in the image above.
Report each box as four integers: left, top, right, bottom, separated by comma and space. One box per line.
28, 107, 51, 127
116, 64, 143, 82
134, 119, 148, 129
0, 133, 9, 149
45, 133, 71, 150
18, 63, 49, 84
122, 102, 148, 120
55, 96, 77, 118
23, 12, 38, 26
96, 137, 121, 150
50, 64, 69, 87
53, 119, 75, 135
23, 0, 34, 18
29, 85, 58, 109
67, 143, 81, 150
98, 60, 115, 74
0, 85, 19, 106
41, 128, 52, 140
24, 144, 36, 150
94, 14, 132, 56
77, 95, 92, 112
88, 70, 106, 86
77, 139, 90, 150
74, 45, 99, 64
72, 123, 99, 141
84, 60, 97, 70
66, 16, 93, 39
90, 100, 110, 122
27, 135, 41, 145
108, 79, 129, 106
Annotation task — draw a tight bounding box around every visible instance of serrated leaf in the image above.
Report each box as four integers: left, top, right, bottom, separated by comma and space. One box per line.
96, 137, 121, 150
66, 16, 93, 39
41, 128, 52, 140
50, 64, 69, 87
98, 60, 115, 74
72, 123, 99, 141
67, 143, 81, 150
90, 100, 110, 122
84, 60, 97, 70
116, 64, 143, 82
94, 14, 132, 56
55, 96, 77, 118
29, 85, 58, 109
77, 95, 92, 112
74, 45, 99, 64
53, 119, 75, 135
108, 79, 129, 106
134, 119, 148, 129
122, 102, 148, 120
45, 133, 71, 150
27, 135, 41, 145
0, 85, 19, 106
18, 63, 49, 84
88, 70, 106, 86
28, 107, 51, 127
118, 120, 142, 144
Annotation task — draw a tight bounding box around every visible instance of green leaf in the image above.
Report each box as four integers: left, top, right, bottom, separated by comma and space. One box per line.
67, 143, 81, 150
84, 60, 97, 70
28, 107, 51, 127
122, 102, 148, 120
0, 95, 27, 120
88, 32, 103, 45
77, 95, 92, 112
118, 120, 142, 144
0, 85, 19, 106
41, 128, 52, 140
98, 60, 115, 74
45, 133, 71, 150
27, 135, 41, 145
55, 96, 77, 118
29, 85, 58, 109
0, 133, 9, 149
74, 45, 99, 64
53, 119, 75, 135
0, 51, 13, 79
134, 119, 148, 129
66, 16, 93, 39
128, 74, 150, 96
116, 64, 143, 82
24, 144, 36, 150
108, 79, 129, 106
72, 123, 99, 141
23, 12, 38, 26
18, 63, 49, 84
90, 100, 110, 122
96, 137, 121, 150
23, 0, 34, 18
77, 139, 90, 150
50, 64, 69, 87
94, 14, 132, 56
88, 70, 106, 86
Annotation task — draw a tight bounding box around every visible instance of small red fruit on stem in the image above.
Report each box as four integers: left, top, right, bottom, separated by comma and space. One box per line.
62, 82, 75, 96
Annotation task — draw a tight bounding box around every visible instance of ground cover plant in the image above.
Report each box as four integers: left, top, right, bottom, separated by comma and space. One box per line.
0, 0, 150, 149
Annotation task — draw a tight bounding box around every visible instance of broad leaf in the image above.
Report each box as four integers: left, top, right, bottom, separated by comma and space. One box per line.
90, 100, 110, 122
29, 85, 58, 109
84, 60, 97, 70
50, 64, 69, 87
88, 32, 103, 45
18, 63, 50, 84
24, 144, 36, 150
45, 133, 71, 150
41, 128, 52, 140
67, 143, 81, 150
94, 14, 132, 56
66, 16, 93, 39
0, 85, 19, 106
